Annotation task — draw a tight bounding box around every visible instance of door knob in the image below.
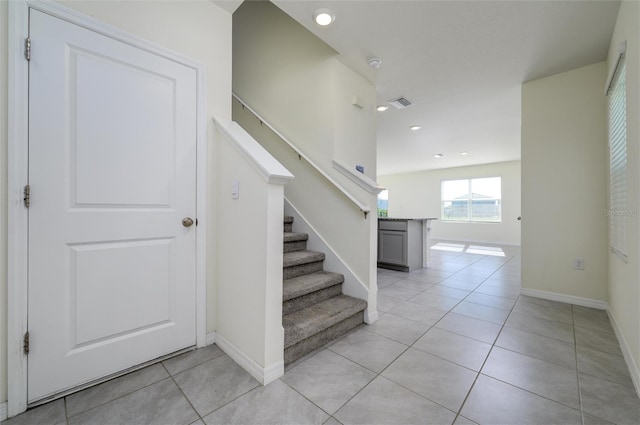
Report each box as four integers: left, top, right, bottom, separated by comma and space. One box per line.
182, 217, 194, 228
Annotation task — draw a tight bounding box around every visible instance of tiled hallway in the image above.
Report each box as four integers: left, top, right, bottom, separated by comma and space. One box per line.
4, 242, 640, 425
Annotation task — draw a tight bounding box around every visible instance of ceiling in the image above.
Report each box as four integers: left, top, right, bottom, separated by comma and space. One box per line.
263, 0, 621, 176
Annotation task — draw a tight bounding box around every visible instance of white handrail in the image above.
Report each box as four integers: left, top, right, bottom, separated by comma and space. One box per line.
332, 159, 385, 195
232, 93, 371, 218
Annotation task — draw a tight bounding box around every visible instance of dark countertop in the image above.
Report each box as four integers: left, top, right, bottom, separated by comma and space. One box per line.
378, 217, 438, 221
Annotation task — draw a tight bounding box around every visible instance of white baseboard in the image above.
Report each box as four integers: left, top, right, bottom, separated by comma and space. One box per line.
521, 288, 639, 398
206, 332, 216, 346
215, 333, 284, 386
263, 360, 285, 386
1, 401, 7, 421
607, 309, 640, 397
520, 288, 608, 310
365, 308, 379, 324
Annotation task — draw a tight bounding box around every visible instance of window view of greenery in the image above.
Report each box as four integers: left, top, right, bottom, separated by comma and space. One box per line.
441, 177, 501, 222
377, 190, 389, 217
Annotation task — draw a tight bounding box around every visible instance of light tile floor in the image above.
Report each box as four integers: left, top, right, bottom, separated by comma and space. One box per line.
4, 241, 640, 425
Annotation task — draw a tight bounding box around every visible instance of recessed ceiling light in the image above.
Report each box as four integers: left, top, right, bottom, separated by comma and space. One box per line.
368, 58, 382, 69
410, 125, 421, 131
376, 105, 389, 112
460, 152, 468, 155
313, 9, 335, 26
434, 153, 444, 158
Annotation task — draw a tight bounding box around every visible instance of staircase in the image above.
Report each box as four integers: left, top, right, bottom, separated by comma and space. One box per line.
282, 216, 367, 364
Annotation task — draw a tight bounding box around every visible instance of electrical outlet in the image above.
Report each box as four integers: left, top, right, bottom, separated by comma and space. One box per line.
573, 258, 585, 270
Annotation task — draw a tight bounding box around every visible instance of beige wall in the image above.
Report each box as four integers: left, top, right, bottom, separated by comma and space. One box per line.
332, 62, 378, 178
607, 0, 640, 389
233, 1, 379, 305
233, 1, 336, 168
233, 1, 378, 183
0, 0, 232, 406
521, 62, 608, 302
378, 161, 522, 246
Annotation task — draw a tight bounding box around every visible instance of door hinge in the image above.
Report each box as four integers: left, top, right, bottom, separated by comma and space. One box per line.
23, 331, 30, 355
25, 38, 31, 61
24, 184, 30, 208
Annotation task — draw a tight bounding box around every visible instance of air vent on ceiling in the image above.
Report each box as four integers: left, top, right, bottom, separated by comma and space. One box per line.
388, 96, 413, 109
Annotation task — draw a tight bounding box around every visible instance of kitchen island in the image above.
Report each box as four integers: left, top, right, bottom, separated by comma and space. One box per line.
377, 218, 437, 272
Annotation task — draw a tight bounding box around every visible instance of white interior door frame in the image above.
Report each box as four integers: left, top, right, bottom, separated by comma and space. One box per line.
7, 0, 208, 416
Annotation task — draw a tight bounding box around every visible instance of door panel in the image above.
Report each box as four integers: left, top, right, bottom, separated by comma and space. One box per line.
28, 9, 197, 402
70, 239, 174, 346
72, 47, 175, 207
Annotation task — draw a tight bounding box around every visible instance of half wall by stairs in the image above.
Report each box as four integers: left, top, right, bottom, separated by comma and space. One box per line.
282, 216, 367, 364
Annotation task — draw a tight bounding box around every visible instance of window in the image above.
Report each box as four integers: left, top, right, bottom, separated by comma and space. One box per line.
607, 49, 627, 258
377, 189, 389, 217
441, 177, 501, 222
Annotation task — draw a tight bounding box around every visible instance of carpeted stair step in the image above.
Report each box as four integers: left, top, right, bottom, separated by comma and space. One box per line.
283, 250, 325, 279
283, 294, 367, 364
284, 216, 294, 233
284, 232, 308, 253
283, 271, 344, 315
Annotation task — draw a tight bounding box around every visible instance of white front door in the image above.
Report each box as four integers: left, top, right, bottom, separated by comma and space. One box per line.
27, 9, 197, 402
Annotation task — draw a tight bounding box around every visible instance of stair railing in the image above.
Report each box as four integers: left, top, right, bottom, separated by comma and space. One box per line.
233, 93, 371, 218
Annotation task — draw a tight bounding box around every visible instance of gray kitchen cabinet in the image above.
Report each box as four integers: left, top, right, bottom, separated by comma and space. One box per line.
377, 218, 425, 272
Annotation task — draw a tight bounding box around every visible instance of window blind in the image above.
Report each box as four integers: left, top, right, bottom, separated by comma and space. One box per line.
608, 55, 627, 258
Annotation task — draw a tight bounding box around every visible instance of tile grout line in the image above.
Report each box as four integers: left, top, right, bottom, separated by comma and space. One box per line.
280, 321, 401, 420
472, 321, 589, 415
278, 374, 342, 420
59, 350, 220, 420
572, 304, 587, 425
377, 251, 520, 424
63, 375, 176, 421
440, 249, 522, 422
453, 290, 522, 421
323, 284, 464, 422
15, 245, 640, 425
161, 362, 205, 424
460, 285, 619, 418
286, 248, 522, 425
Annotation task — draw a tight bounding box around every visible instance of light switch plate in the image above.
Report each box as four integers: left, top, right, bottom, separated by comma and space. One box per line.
232, 180, 239, 199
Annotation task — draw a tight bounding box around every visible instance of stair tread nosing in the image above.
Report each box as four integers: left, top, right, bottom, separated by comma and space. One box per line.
283, 271, 344, 301
283, 250, 325, 268
283, 295, 367, 348
284, 232, 309, 243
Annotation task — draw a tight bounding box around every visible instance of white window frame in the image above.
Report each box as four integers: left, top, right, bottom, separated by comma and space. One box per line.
441, 177, 502, 223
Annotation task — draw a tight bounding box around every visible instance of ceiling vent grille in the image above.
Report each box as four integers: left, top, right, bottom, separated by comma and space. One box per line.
388, 96, 413, 109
